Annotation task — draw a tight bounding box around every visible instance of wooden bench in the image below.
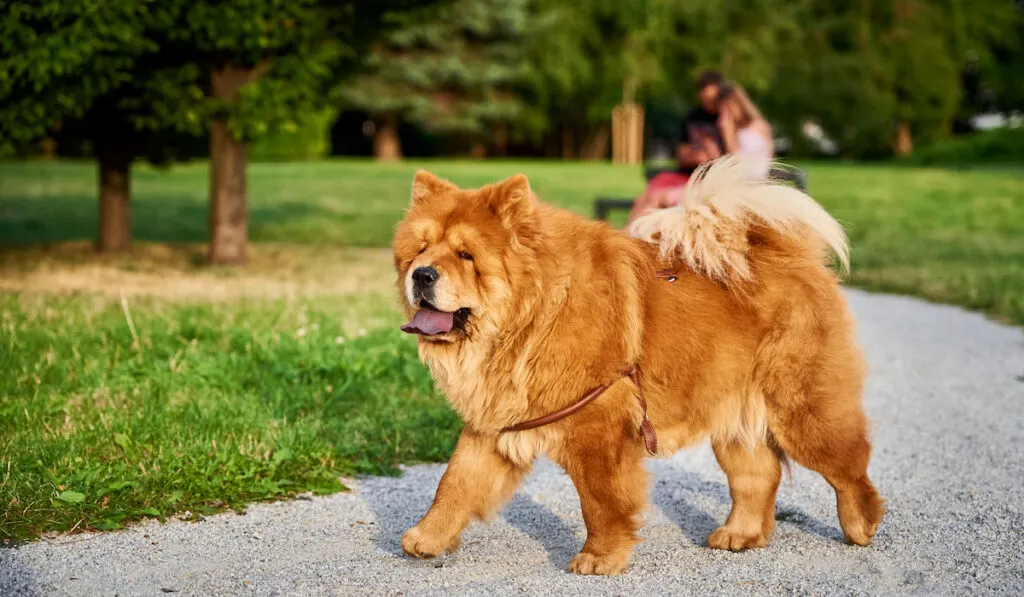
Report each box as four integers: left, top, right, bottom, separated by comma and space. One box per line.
593, 165, 808, 221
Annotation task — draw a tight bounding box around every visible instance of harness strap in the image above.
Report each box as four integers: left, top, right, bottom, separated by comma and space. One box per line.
501, 364, 658, 455
498, 268, 673, 455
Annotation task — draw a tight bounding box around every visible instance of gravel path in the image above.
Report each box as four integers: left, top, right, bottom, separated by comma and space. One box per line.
3, 289, 1023, 596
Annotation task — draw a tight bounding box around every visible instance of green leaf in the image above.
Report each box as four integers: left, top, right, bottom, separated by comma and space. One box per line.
113, 433, 131, 452
271, 447, 293, 465
98, 480, 137, 497
139, 507, 161, 517
95, 519, 122, 531
57, 490, 85, 504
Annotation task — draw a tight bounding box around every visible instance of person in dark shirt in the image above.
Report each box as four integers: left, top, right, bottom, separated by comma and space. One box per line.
627, 70, 724, 226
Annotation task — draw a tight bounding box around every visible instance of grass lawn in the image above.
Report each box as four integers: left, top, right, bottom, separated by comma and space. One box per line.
1, 159, 1022, 542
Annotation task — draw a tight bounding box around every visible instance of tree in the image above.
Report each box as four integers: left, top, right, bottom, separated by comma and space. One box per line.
0, 1, 160, 251
949, 0, 1024, 124
339, 0, 536, 159
521, 0, 1022, 160
168, 0, 447, 264
2, 0, 444, 261
0, 1, 150, 155
520, 0, 702, 159
761, 0, 1023, 158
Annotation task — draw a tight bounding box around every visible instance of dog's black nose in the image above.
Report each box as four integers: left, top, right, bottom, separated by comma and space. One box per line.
412, 266, 439, 286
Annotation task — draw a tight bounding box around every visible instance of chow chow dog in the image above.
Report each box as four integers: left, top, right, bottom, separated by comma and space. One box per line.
392, 156, 884, 575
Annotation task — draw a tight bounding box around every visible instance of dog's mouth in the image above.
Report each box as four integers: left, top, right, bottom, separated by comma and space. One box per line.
400, 300, 471, 337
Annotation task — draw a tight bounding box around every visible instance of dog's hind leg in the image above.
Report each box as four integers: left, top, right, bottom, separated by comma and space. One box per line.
766, 396, 885, 546
756, 298, 885, 546
401, 429, 530, 559
707, 437, 782, 550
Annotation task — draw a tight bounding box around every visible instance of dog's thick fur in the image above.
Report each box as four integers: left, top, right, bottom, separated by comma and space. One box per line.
392, 156, 885, 575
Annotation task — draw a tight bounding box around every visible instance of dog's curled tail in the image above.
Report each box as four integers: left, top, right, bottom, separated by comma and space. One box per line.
627, 155, 849, 283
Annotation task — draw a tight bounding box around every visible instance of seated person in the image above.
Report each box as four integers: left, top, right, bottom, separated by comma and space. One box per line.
716, 83, 774, 179
627, 70, 725, 225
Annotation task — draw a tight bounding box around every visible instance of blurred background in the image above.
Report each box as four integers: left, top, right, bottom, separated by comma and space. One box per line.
1, 0, 1022, 543
4, 0, 1024, 166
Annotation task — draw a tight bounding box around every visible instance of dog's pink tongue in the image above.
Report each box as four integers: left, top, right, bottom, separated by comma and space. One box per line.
400, 309, 455, 335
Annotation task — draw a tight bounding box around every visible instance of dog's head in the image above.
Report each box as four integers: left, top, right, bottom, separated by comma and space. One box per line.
393, 170, 539, 344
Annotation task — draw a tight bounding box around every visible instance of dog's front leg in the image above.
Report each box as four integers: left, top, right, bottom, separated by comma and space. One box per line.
401, 429, 530, 559
560, 429, 649, 575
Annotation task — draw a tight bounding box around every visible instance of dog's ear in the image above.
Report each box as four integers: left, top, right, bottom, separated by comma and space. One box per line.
411, 170, 456, 205
489, 173, 536, 231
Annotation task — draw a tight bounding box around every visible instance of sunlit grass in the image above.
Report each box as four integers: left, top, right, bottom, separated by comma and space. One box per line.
0, 293, 458, 542
0, 158, 1021, 542
2, 159, 1021, 322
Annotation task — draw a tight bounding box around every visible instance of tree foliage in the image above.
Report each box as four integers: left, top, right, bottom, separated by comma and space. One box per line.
0, 1, 151, 154
517, 0, 1024, 158
1, 0, 446, 258
339, 0, 536, 150
2, 0, 1021, 166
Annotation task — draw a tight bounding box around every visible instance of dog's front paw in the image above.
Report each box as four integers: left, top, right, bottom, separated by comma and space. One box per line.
706, 525, 769, 551
568, 551, 629, 575
401, 525, 460, 559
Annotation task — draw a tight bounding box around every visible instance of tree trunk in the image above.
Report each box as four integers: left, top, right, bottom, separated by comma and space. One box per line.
470, 142, 487, 159
561, 126, 576, 160
208, 119, 248, 265
374, 114, 402, 161
97, 152, 132, 253
208, 62, 268, 266
544, 131, 560, 158
895, 121, 913, 155
580, 125, 611, 161
41, 137, 57, 160
493, 122, 509, 157
623, 76, 638, 106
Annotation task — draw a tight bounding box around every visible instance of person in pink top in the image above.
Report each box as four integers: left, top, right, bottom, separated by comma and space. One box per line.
627, 77, 777, 226
716, 83, 774, 180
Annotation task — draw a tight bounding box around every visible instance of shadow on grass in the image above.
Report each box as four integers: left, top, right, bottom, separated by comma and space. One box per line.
0, 192, 335, 247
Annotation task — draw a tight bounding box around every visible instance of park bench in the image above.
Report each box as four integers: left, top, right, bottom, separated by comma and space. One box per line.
593, 164, 808, 221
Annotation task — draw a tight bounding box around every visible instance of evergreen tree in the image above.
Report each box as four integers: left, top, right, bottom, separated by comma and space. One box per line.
339, 0, 535, 159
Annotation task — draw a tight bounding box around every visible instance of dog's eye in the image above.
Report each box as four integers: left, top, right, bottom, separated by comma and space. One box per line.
457, 250, 473, 261
417, 246, 426, 256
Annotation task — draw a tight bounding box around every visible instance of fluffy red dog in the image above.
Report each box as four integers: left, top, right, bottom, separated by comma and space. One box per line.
392, 156, 884, 575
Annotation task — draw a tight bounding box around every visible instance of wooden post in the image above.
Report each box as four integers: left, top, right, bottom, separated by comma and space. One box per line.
612, 103, 644, 165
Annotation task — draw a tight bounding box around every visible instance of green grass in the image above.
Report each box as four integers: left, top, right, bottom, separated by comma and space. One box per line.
1, 158, 1022, 542
0, 293, 458, 541
0, 160, 646, 247
3, 159, 1022, 323
899, 126, 1024, 167
802, 164, 1024, 325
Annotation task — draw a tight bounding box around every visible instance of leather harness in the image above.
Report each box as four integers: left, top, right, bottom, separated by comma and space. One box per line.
499, 268, 678, 456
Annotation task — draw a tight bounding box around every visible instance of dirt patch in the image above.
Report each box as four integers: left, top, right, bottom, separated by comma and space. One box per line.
0, 242, 396, 302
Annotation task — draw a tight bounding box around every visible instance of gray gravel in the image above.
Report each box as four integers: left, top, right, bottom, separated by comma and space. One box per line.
3, 289, 1023, 596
